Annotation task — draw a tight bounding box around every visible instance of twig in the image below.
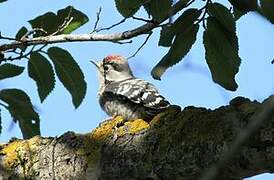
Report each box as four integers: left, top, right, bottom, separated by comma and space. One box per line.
51, 17, 73, 36
12, 49, 24, 56
2, 44, 47, 62
92, 7, 102, 32
0, 102, 8, 109
196, 0, 211, 29
186, 0, 196, 7
127, 31, 152, 59
132, 16, 153, 23
200, 97, 274, 180
5, 48, 18, 53
50, 6, 74, 36
97, 18, 127, 32
0, 33, 17, 41
21, 28, 47, 40
112, 40, 133, 44
40, 50, 48, 55
5, 45, 35, 61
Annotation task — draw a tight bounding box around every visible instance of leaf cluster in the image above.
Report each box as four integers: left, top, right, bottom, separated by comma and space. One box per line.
0, 6, 88, 138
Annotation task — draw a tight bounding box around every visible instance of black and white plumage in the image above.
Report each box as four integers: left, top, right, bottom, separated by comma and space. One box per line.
91, 55, 170, 121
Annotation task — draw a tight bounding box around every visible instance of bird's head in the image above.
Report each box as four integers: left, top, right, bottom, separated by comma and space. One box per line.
90, 55, 134, 83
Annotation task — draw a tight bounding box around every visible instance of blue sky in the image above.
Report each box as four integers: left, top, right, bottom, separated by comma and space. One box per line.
0, 1, 274, 179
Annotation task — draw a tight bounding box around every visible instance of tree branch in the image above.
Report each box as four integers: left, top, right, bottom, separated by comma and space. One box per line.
0, 0, 191, 52
200, 96, 274, 180
1, 96, 274, 179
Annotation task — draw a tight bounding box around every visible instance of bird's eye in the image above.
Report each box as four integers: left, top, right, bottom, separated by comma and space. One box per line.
103, 65, 109, 71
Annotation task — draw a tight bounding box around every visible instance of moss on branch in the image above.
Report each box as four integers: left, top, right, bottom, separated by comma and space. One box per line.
0, 97, 273, 180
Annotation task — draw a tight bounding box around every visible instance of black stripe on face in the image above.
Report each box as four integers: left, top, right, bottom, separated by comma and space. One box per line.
103, 61, 123, 72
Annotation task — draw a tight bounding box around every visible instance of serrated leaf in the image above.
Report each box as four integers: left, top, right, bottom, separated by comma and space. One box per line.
203, 17, 241, 91
144, 0, 172, 22
228, 0, 258, 11
57, 6, 89, 34
260, 0, 274, 24
158, 25, 175, 47
0, 89, 40, 139
152, 24, 199, 79
0, 63, 24, 80
28, 6, 88, 37
158, 8, 201, 47
28, 52, 55, 103
28, 12, 59, 37
47, 47, 86, 108
173, 8, 201, 33
15, 26, 28, 51
208, 3, 235, 32
15, 26, 28, 40
233, 7, 247, 20
115, 0, 144, 17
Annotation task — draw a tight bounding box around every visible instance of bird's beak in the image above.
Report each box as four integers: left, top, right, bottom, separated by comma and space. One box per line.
90, 60, 100, 69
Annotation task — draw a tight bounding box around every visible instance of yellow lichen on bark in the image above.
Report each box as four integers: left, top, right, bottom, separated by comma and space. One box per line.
89, 116, 149, 140
117, 119, 149, 136
81, 116, 126, 175
81, 116, 150, 176
1, 140, 22, 169
0, 136, 42, 172
90, 116, 124, 141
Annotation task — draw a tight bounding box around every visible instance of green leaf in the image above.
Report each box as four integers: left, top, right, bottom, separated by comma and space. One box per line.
228, 0, 258, 11
15, 26, 28, 40
28, 52, 55, 103
144, 0, 172, 22
28, 12, 59, 37
0, 63, 24, 80
28, 6, 88, 36
233, 7, 248, 20
208, 3, 236, 32
115, 0, 144, 17
47, 47, 86, 108
260, 0, 274, 24
203, 17, 241, 91
158, 8, 201, 47
158, 25, 175, 47
0, 89, 40, 139
15, 26, 28, 51
0, 0, 7, 3
152, 24, 199, 80
173, 8, 201, 34
57, 6, 89, 34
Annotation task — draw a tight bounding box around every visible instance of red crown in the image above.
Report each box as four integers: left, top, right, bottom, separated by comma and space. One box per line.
103, 55, 123, 62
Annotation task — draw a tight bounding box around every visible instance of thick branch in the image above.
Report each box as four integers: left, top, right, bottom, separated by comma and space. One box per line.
0, 23, 154, 52
0, 0, 191, 52
0, 96, 274, 179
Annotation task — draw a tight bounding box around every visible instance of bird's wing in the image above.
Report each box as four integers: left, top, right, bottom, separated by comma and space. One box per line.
104, 78, 170, 109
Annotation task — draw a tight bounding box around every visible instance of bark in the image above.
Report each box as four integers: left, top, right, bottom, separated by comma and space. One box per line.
0, 96, 274, 180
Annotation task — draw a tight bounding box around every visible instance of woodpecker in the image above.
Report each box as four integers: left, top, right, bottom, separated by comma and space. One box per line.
91, 55, 170, 121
